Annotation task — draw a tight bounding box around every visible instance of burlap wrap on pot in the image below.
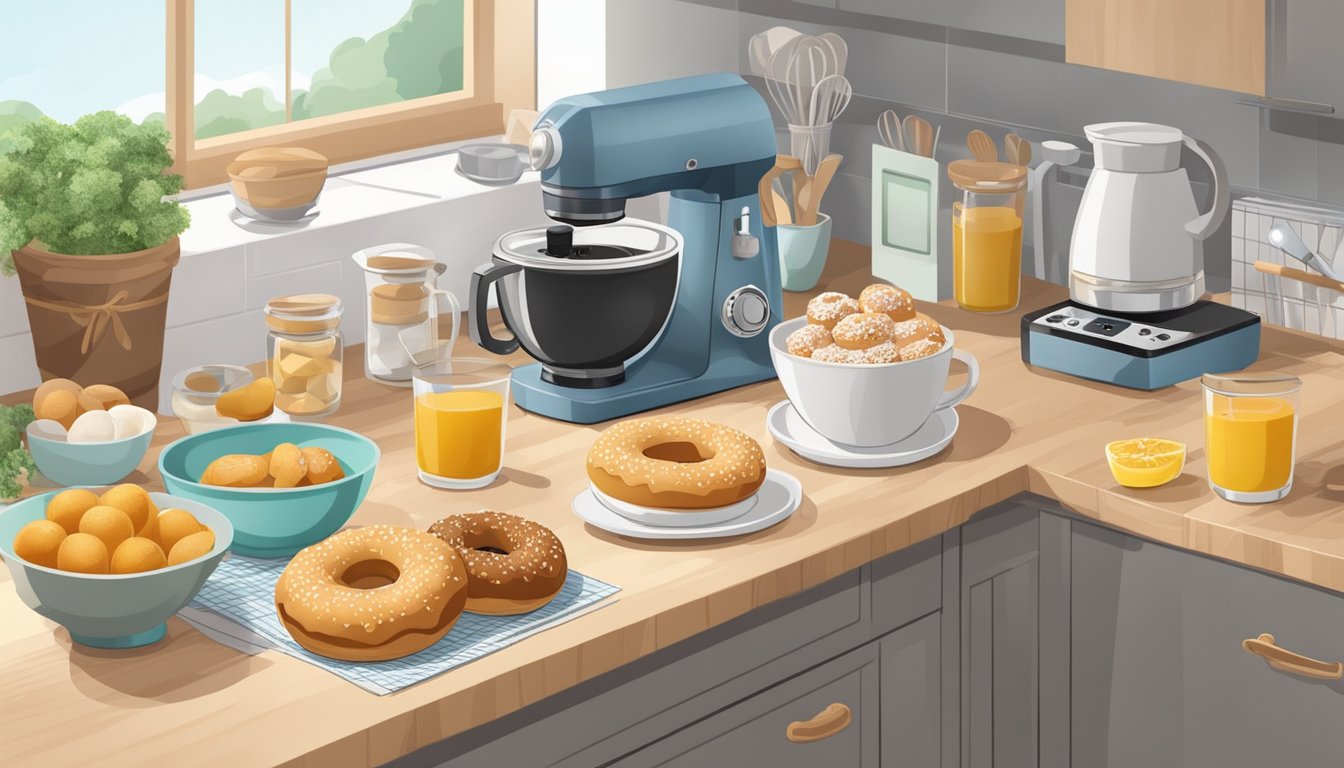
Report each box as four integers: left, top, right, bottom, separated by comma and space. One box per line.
13, 237, 180, 410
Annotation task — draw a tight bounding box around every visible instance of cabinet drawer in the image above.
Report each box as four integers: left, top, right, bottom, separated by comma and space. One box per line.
399, 569, 864, 768
615, 641, 881, 768
870, 535, 941, 635
1072, 521, 1344, 767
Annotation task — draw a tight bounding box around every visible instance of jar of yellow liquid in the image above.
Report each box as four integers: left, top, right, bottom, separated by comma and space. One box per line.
948, 160, 1027, 313
413, 359, 512, 489
1202, 373, 1300, 504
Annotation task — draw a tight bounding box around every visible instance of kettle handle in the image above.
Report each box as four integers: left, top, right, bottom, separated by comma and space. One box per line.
1183, 134, 1230, 241
469, 262, 522, 355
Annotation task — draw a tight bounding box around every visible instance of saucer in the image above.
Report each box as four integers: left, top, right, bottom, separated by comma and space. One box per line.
573, 469, 802, 540
590, 483, 757, 528
767, 401, 958, 469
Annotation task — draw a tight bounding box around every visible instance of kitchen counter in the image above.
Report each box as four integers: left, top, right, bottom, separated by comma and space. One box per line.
4, 238, 1344, 767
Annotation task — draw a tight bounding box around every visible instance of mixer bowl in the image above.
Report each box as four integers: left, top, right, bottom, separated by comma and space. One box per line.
471, 221, 682, 388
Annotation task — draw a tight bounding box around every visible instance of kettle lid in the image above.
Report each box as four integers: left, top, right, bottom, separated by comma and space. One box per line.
1084, 122, 1182, 147
1085, 122, 1185, 172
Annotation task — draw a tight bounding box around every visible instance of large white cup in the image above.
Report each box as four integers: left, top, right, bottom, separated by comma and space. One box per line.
769, 317, 979, 447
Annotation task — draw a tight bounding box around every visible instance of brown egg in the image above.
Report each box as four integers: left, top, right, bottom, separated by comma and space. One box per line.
13, 519, 66, 568
97, 484, 158, 536
78, 505, 134, 554
74, 389, 105, 416
156, 508, 202, 554
110, 537, 167, 574
37, 388, 80, 430
57, 533, 110, 574
167, 529, 215, 566
45, 488, 100, 535
81, 384, 131, 410
139, 508, 160, 543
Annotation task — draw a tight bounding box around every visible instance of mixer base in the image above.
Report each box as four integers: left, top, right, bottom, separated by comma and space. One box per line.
510, 353, 776, 423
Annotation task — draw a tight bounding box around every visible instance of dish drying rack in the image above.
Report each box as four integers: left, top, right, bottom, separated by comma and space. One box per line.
1232, 197, 1344, 340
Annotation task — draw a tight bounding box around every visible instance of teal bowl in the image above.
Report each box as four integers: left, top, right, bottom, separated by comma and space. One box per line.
26, 425, 153, 486
0, 490, 232, 649
157, 422, 379, 558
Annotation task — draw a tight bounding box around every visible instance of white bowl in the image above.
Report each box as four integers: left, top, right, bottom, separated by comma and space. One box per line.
768, 317, 979, 447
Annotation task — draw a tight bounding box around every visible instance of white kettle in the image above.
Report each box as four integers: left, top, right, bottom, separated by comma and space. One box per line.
1069, 122, 1229, 313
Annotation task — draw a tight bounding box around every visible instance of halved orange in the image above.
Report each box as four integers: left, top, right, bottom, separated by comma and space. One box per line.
1105, 438, 1186, 488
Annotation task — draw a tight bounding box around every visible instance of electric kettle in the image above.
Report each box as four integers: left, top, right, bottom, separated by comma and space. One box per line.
1069, 122, 1229, 313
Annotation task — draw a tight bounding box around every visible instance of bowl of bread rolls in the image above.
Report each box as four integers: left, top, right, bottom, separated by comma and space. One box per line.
25, 379, 158, 486
0, 484, 232, 649
769, 283, 980, 447
157, 422, 378, 557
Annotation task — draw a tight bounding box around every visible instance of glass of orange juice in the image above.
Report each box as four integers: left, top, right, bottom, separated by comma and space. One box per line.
1202, 373, 1301, 503
413, 358, 512, 489
948, 160, 1027, 313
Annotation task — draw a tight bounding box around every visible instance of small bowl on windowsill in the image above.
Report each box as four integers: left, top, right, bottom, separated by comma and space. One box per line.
227, 147, 328, 223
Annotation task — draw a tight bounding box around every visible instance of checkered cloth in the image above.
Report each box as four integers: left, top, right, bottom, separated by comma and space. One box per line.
180, 554, 619, 695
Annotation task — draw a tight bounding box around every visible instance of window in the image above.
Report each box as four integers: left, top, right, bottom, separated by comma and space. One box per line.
0, 0, 534, 187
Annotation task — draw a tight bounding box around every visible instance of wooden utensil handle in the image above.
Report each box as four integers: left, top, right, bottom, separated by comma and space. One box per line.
785, 702, 852, 743
1253, 260, 1344, 293
1242, 633, 1344, 680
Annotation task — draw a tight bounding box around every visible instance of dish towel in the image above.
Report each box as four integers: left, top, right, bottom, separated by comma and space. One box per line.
180, 554, 620, 695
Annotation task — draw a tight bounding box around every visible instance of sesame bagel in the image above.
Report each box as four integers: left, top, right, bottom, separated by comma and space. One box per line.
587, 417, 767, 510
429, 511, 567, 615
274, 525, 467, 661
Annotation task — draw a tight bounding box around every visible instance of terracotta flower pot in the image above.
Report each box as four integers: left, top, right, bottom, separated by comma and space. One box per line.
12, 238, 180, 410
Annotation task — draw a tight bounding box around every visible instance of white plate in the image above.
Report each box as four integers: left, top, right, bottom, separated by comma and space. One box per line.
767, 400, 957, 469
573, 469, 802, 540
590, 482, 757, 528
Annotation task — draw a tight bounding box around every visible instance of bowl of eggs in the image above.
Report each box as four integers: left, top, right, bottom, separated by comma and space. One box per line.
0, 483, 232, 649
158, 422, 378, 558
25, 379, 158, 486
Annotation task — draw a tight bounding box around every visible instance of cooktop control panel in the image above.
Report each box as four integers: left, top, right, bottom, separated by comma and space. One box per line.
1030, 305, 1195, 351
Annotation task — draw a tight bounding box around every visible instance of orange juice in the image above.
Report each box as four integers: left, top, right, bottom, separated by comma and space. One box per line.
415, 389, 505, 480
1205, 395, 1296, 493
954, 206, 1022, 313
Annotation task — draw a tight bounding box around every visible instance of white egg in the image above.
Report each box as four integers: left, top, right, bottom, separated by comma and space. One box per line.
108, 404, 155, 439
66, 410, 118, 443
25, 419, 69, 442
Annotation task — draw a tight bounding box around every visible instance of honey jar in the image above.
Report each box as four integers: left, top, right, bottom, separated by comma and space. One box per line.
264, 293, 343, 417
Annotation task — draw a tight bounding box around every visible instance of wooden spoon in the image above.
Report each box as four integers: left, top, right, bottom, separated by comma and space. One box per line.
1004, 133, 1032, 168
903, 115, 934, 158
758, 155, 804, 227
797, 153, 842, 227
967, 129, 998, 162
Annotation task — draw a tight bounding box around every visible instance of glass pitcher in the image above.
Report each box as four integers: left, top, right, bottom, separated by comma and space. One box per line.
351, 243, 460, 385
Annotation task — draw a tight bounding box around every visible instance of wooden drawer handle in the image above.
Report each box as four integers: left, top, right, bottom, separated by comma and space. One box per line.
1242, 633, 1344, 680
786, 702, 852, 743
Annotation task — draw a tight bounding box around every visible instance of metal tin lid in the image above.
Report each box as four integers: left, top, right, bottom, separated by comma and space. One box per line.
493, 219, 682, 272
946, 160, 1027, 192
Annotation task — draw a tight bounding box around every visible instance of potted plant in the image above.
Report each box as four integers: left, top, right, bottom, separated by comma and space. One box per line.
0, 112, 190, 409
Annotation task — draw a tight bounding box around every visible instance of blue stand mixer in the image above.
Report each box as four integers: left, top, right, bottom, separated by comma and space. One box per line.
469, 74, 782, 424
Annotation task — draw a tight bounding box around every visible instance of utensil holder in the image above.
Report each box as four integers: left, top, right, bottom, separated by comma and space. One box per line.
789, 123, 831, 176
1252, 260, 1343, 337
777, 213, 832, 292
1232, 199, 1344, 339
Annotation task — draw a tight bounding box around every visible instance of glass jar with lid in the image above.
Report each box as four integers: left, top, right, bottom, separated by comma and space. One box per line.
947, 160, 1028, 313
264, 293, 343, 417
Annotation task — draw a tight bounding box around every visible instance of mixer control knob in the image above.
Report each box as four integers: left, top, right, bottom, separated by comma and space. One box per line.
529, 124, 562, 171
723, 286, 771, 338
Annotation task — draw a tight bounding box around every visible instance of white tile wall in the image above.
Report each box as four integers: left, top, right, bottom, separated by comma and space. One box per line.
1231, 197, 1344, 340
0, 151, 556, 411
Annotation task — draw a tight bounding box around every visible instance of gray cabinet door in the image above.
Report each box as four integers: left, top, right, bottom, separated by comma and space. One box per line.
615, 641, 882, 768
881, 612, 943, 768
1272, 0, 1344, 113
837, 0, 1064, 44
959, 503, 1071, 768
1071, 520, 1344, 768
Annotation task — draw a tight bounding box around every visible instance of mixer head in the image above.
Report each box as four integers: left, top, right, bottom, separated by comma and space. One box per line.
527, 73, 776, 227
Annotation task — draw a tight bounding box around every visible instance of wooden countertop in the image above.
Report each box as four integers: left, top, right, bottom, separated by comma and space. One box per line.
4, 239, 1344, 767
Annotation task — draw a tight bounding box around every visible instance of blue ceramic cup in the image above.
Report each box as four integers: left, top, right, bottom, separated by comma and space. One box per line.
776, 213, 833, 292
